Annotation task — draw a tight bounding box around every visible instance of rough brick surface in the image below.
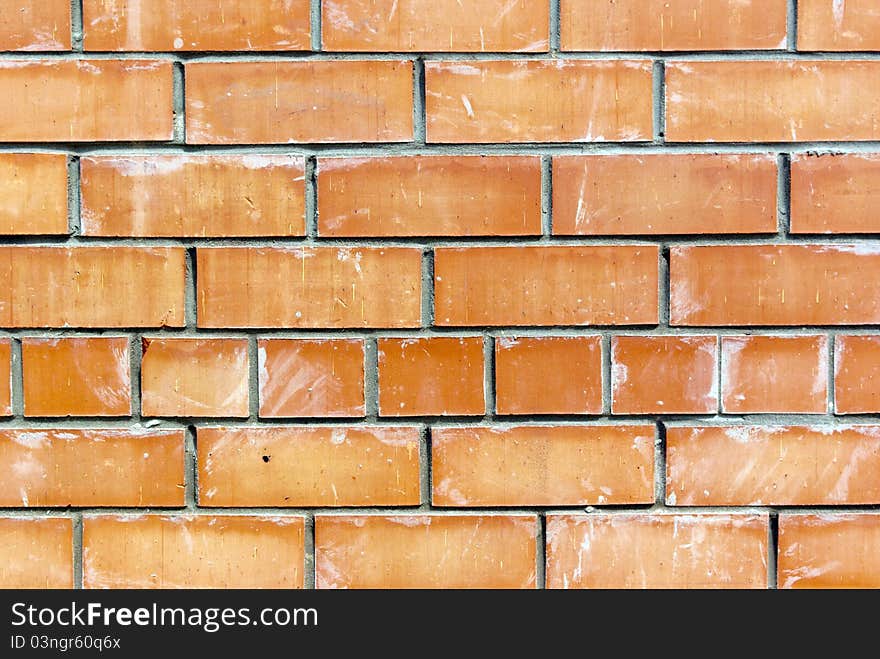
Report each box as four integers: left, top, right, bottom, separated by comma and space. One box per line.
2, 1, 879, 590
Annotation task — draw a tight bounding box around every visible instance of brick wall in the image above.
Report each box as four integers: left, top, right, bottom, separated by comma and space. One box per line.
0, 0, 879, 590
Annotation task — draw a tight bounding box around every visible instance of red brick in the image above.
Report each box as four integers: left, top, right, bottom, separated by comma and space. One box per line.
322, 0, 548, 52
378, 337, 485, 416
0, 428, 184, 507
612, 335, 718, 414
434, 246, 659, 327
495, 336, 603, 415
0, 0, 70, 51
561, 0, 786, 51
667, 425, 880, 506
317, 156, 542, 237
259, 339, 365, 418
0, 153, 68, 235
83, 0, 310, 51
141, 338, 249, 418
432, 425, 654, 506
197, 247, 422, 328
0, 339, 9, 417
0, 247, 185, 328
186, 61, 413, 144
425, 60, 653, 143
22, 337, 131, 417
791, 154, 880, 234
315, 515, 537, 588
666, 61, 880, 142
0, 60, 172, 141
798, 0, 880, 51
81, 155, 306, 237
721, 335, 828, 414
0, 518, 73, 588
779, 514, 880, 589
198, 426, 420, 507
546, 514, 769, 589
670, 245, 880, 326
83, 515, 304, 589
552, 154, 777, 236
834, 335, 880, 414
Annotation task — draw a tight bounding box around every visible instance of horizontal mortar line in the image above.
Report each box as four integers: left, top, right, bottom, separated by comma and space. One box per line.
4, 236, 880, 248
2, 504, 880, 516
9, 50, 880, 61
3, 142, 880, 155
3, 413, 880, 428
2, 326, 880, 336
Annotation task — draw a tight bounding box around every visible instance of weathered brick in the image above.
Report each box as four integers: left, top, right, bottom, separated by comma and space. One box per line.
0, 247, 185, 328
546, 514, 769, 589
0, 153, 68, 235
0, 428, 184, 507
432, 425, 654, 506
22, 337, 131, 417
0, 339, 9, 417
0, 60, 172, 141
315, 515, 537, 588
0, 518, 73, 588
83, 515, 304, 588
198, 426, 420, 507
0, 0, 70, 50
434, 246, 659, 326
197, 247, 422, 328
81, 155, 306, 237
186, 61, 413, 144
834, 335, 880, 414
425, 60, 653, 143
83, 0, 310, 51
317, 156, 542, 237
798, 0, 880, 51
552, 154, 777, 236
667, 425, 880, 506
791, 154, 880, 234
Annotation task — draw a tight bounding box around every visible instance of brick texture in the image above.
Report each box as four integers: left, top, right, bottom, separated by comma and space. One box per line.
1, 2, 878, 590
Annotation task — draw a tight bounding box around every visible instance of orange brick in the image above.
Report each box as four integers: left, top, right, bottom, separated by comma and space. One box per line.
425, 60, 653, 143
561, 0, 786, 51
779, 514, 880, 589
0, 518, 72, 588
0, 339, 9, 417
0, 60, 172, 142
0, 428, 184, 507
546, 514, 768, 589
552, 154, 777, 236
186, 61, 413, 144
432, 425, 654, 506
197, 247, 422, 328
667, 425, 880, 506
434, 246, 659, 327
141, 338, 248, 418
0, 0, 70, 50
317, 156, 542, 237
666, 61, 880, 142
495, 336, 603, 415
611, 335, 718, 414
378, 337, 484, 416
81, 155, 306, 237
22, 337, 131, 417
791, 154, 880, 234
0, 153, 68, 235
798, 0, 880, 51
315, 515, 537, 588
834, 335, 880, 414
198, 426, 420, 507
721, 335, 828, 414
322, 0, 548, 52
259, 339, 364, 418
671, 245, 880, 326
0, 247, 184, 328
83, 515, 304, 589
83, 0, 310, 51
